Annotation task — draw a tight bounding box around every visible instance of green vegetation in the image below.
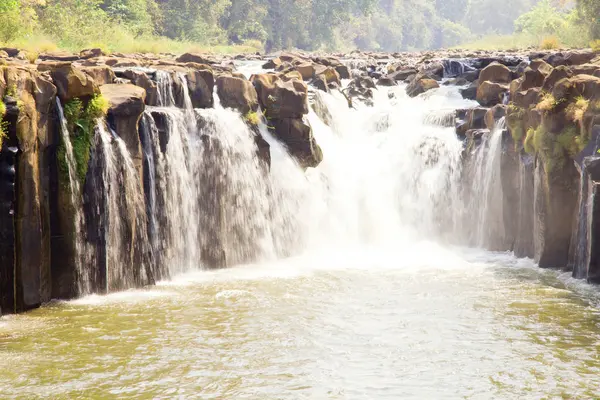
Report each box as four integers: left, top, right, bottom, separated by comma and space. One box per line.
524, 127, 536, 154
0, 0, 598, 52
566, 96, 589, 122
243, 111, 261, 126
58, 94, 109, 186
536, 92, 566, 112
461, 0, 598, 49
526, 124, 587, 173
507, 103, 525, 143
0, 101, 7, 149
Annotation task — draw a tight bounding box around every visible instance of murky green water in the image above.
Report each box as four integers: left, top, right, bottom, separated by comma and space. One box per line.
2, 245, 600, 399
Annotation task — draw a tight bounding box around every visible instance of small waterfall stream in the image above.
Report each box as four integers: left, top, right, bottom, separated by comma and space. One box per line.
463, 118, 507, 249
56, 98, 92, 293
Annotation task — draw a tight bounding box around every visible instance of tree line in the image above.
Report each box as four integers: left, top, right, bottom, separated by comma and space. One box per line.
0, 0, 598, 52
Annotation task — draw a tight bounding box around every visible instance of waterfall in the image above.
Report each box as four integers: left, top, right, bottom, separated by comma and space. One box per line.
463, 118, 507, 249
87, 121, 153, 291
156, 70, 176, 107
305, 86, 469, 246
56, 98, 92, 294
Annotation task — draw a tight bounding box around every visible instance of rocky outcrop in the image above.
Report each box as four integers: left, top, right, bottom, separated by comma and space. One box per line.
1, 66, 56, 313
252, 73, 322, 168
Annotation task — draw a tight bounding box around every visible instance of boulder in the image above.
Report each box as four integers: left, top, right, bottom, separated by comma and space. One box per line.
541, 66, 571, 92
79, 48, 105, 59
251, 74, 308, 118
216, 76, 258, 115
296, 63, 315, 81
389, 68, 417, 82
406, 77, 439, 97
39, 51, 79, 62
460, 80, 478, 100
479, 62, 512, 84
519, 67, 546, 91
335, 64, 350, 79
186, 69, 214, 109
314, 64, 341, 86
377, 76, 396, 86
485, 104, 507, 130
176, 53, 215, 65
121, 69, 158, 106
49, 63, 98, 102
81, 66, 116, 86
262, 57, 281, 69
269, 118, 323, 169
476, 81, 508, 107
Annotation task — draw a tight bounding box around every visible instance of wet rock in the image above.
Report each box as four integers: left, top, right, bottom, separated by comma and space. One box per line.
460, 80, 478, 100
485, 104, 507, 130
377, 76, 396, 86
251, 74, 308, 118
533, 158, 578, 269
406, 77, 439, 97
2, 66, 56, 310
185, 69, 214, 109
100, 84, 146, 178
268, 118, 323, 169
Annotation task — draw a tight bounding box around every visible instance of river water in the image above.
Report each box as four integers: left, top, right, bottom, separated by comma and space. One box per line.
2, 75, 600, 399
2, 248, 600, 399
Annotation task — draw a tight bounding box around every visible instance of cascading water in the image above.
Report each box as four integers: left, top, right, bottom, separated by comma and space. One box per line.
86, 121, 153, 291
462, 118, 507, 249
156, 70, 176, 107
304, 85, 471, 247
56, 98, 92, 294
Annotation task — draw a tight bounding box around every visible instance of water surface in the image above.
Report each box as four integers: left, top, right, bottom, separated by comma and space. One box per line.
2, 245, 600, 399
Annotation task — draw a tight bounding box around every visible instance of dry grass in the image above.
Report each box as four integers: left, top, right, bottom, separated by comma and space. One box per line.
540, 36, 560, 50
536, 93, 558, 112
2, 31, 262, 56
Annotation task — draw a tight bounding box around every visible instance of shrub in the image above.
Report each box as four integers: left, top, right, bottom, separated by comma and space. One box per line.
0, 101, 7, 149
243, 111, 260, 126
59, 94, 109, 185
541, 36, 560, 49
524, 128, 536, 154
591, 40, 600, 52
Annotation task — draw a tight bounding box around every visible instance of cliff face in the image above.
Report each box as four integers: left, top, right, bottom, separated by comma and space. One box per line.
0, 47, 599, 315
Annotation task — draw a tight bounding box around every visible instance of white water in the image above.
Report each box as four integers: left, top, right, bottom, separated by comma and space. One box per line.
56, 98, 91, 294
95, 122, 151, 291
466, 118, 507, 249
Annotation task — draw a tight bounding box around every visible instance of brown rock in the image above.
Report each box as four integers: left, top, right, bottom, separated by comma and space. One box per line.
49, 63, 99, 102
216, 76, 258, 114
479, 62, 512, 84
476, 81, 508, 107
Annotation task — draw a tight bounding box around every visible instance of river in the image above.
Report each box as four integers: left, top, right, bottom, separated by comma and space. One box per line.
2, 246, 600, 398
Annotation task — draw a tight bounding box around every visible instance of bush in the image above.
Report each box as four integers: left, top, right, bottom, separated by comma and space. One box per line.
541, 36, 560, 49
592, 40, 600, 52
0, 101, 7, 149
